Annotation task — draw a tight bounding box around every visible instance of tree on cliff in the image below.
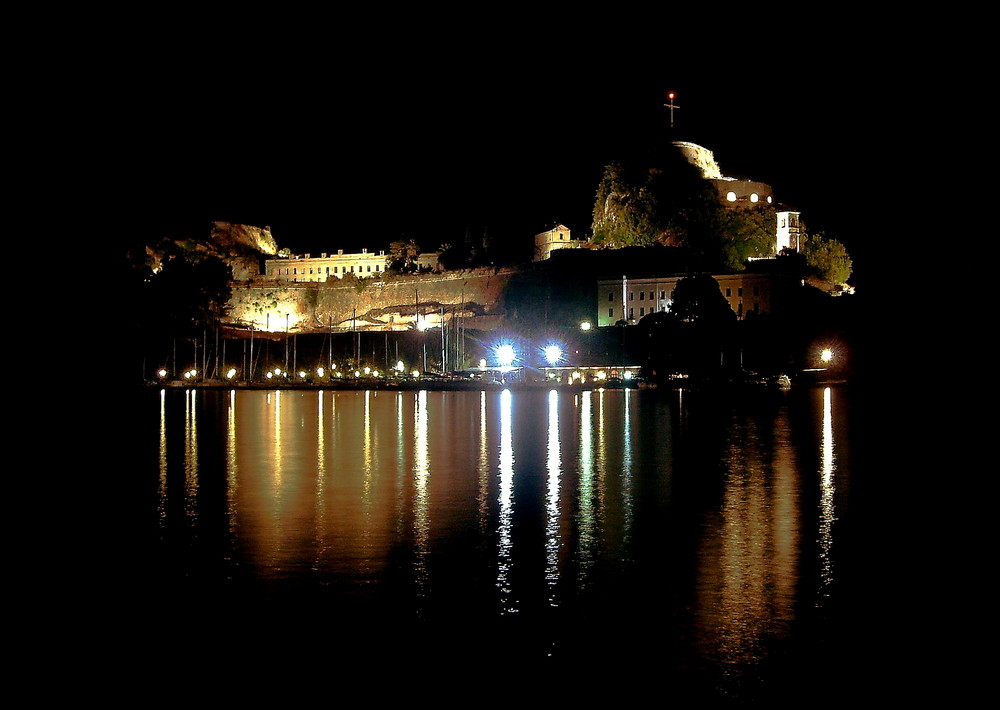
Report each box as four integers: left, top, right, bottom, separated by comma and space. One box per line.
590, 154, 713, 249
387, 238, 421, 273
137, 248, 233, 338
589, 149, 773, 270
801, 231, 852, 285
718, 203, 777, 270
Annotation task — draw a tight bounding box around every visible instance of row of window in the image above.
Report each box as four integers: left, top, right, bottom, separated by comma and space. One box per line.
609, 290, 670, 302
610, 305, 671, 319
271, 263, 383, 277
610, 301, 762, 320
726, 192, 773, 204
724, 286, 761, 297
608, 285, 763, 302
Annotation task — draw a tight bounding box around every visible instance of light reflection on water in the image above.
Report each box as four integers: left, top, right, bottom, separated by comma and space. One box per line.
145, 385, 853, 695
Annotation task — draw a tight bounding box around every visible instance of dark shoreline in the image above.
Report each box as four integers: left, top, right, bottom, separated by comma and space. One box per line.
143, 374, 844, 393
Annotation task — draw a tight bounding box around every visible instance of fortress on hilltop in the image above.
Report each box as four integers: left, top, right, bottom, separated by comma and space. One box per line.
673, 141, 801, 253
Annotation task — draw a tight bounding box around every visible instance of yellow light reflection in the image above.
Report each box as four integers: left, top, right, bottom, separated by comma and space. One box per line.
314, 390, 327, 564
226, 389, 238, 545
364, 390, 373, 486
478, 390, 490, 534
695, 407, 801, 671
413, 390, 430, 596
184, 389, 198, 523
158, 389, 167, 528
819, 387, 836, 597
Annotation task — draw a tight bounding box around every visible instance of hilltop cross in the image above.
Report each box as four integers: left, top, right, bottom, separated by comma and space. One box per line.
664, 91, 680, 129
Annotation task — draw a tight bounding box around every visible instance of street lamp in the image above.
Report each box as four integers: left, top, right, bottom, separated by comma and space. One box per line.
495, 343, 516, 367
544, 344, 563, 366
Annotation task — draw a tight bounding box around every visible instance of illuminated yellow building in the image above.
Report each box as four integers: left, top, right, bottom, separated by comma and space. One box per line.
533, 223, 587, 261
264, 249, 389, 282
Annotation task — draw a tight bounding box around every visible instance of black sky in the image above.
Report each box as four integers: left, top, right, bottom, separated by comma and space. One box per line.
109, 28, 894, 286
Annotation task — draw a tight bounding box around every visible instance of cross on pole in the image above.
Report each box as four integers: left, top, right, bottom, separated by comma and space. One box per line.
663, 91, 680, 129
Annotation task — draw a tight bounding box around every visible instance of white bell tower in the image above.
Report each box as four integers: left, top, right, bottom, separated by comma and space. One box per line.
776, 210, 801, 253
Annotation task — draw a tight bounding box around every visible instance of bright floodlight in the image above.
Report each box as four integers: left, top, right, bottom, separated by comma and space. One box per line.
495, 344, 516, 367
544, 345, 563, 365
580, 321, 591, 331
821, 348, 834, 364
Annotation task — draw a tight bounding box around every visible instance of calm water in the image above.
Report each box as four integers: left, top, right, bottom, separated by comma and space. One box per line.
104, 384, 877, 700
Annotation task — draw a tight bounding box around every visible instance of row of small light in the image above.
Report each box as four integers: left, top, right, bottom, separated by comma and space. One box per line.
158, 359, 422, 382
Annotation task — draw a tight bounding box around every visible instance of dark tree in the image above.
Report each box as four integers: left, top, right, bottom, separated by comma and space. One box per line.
669, 273, 737, 325
143, 253, 233, 337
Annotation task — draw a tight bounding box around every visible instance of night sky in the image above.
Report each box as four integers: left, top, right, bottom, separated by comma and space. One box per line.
108, 29, 895, 288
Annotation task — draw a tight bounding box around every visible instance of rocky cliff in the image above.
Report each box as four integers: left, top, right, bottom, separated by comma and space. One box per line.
210, 222, 278, 256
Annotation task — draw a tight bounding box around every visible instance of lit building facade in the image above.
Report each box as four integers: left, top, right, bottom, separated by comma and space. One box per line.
264, 249, 442, 282
597, 272, 779, 326
265, 249, 389, 282
776, 210, 802, 252
534, 224, 586, 261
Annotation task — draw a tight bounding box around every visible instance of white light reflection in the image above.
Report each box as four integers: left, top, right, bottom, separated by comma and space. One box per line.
622, 389, 634, 540
818, 387, 837, 598
577, 391, 596, 583
545, 389, 562, 606
497, 388, 516, 613
597, 388, 607, 511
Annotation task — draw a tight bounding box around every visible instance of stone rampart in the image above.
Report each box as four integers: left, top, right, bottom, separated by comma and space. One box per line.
226, 267, 515, 333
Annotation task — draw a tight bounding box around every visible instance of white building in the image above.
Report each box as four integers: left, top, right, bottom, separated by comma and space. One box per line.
776, 210, 802, 252
597, 272, 779, 326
